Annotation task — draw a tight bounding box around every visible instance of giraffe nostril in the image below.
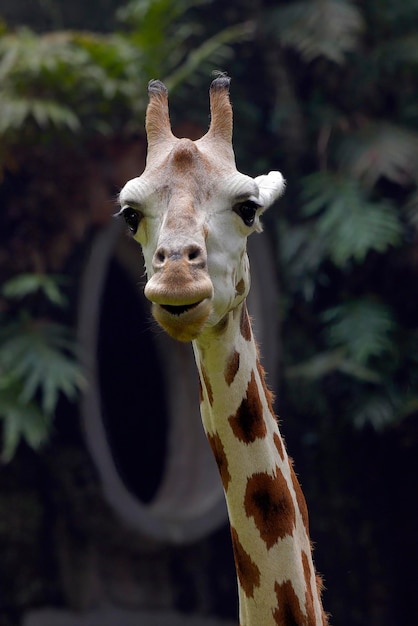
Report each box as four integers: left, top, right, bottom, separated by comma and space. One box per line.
187, 246, 202, 262
154, 244, 205, 268
154, 248, 167, 265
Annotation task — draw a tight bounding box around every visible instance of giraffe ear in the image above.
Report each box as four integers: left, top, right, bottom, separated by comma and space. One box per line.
255, 171, 286, 211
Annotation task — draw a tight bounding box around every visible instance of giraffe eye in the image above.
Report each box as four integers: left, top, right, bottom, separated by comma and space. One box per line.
120, 206, 142, 234
233, 200, 260, 227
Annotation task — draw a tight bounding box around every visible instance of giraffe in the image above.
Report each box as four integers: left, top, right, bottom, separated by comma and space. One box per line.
117, 75, 328, 626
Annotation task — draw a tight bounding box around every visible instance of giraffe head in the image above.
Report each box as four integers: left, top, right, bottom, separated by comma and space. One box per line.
118, 76, 285, 342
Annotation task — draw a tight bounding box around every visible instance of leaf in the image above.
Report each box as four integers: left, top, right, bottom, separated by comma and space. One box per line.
285, 349, 382, 383
268, 0, 364, 64
300, 172, 404, 267
403, 189, 418, 232
0, 320, 86, 417
0, 384, 50, 461
0, 28, 143, 138
322, 299, 397, 365
350, 388, 410, 430
337, 123, 418, 187
164, 22, 254, 92
117, 0, 209, 78
2, 273, 67, 307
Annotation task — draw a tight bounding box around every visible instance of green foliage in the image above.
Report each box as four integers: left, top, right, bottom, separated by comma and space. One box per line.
2, 273, 68, 307
117, 0, 203, 77
279, 173, 404, 301
0, 275, 85, 461
270, 0, 364, 64
117, 0, 254, 93
1, 0, 417, 442
0, 28, 146, 140
336, 123, 418, 187
0, 2, 252, 150
322, 299, 397, 365
300, 172, 403, 267
267, 0, 418, 431
0, 0, 254, 457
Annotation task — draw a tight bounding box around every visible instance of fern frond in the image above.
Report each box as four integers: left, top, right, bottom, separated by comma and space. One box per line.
0, 28, 89, 80
352, 393, 398, 430
300, 172, 404, 267
0, 320, 86, 417
337, 122, 418, 187
269, 0, 364, 64
350, 386, 418, 430
322, 299, 397, 365
286, 349, 382, 383
164, 22, 254, 92
2, 273, 67, 307
0, 92, 81, 133
0, 383, 49, 461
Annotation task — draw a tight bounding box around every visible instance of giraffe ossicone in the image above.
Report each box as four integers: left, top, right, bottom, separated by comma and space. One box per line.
118, 76, 328, 626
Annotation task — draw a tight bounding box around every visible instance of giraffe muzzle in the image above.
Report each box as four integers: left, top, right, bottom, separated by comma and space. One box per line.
144, 257, 214, 341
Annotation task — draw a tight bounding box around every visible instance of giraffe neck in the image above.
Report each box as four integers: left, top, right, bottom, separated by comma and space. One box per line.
192, 302, 326, 626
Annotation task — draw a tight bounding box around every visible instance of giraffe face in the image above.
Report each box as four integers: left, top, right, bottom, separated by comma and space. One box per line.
118, 78, 285, 342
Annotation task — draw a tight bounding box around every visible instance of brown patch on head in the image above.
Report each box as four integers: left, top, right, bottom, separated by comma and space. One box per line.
240, 304, 252, 341
225, 349, 240, 386
207, 432, 231, 491
256, 360, 275, 414
228, 371, 266, 443
170, 138, 200, 168
200, 364, 213, 406
290, 461, 310, 536
230, 527, 261, 599
273, 433, 285, 462
273, 579, 306, 626
244, 466, 296, 549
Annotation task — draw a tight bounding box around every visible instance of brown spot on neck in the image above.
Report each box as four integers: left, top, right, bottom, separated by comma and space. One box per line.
244, 466, 296, 549
225, 349, 240, 386
207, 432, 231, 491
240, 303, 252, 341
290, 462, 310, 537
230, 527, 261, 599
273, 579, 306, 626
302, 551, 315, 624
274, 432, 285, 462
228, 370, 266, 443
256, 359, 275, 414
200, 364, 214, 406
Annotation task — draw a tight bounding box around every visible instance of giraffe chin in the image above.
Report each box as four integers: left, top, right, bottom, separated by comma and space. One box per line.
152, 299, 212, 342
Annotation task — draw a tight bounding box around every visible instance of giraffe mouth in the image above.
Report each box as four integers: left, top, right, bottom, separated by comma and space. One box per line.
152, 299, 212, 342
160, 302, 201, 316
